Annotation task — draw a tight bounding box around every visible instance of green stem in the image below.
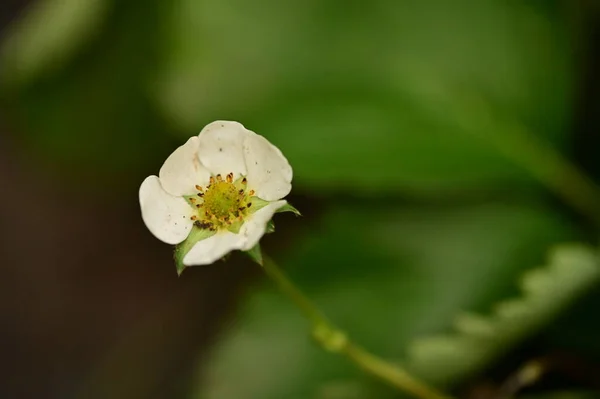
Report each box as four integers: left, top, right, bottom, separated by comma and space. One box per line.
486, 123, 600, 227
452, 93, 600, 227
261, 253, 454, 399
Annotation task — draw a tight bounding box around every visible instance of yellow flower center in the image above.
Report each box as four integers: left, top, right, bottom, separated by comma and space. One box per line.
186, 173, 255, 232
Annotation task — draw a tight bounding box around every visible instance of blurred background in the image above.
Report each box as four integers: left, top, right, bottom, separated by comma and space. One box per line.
2, 0, 600, 398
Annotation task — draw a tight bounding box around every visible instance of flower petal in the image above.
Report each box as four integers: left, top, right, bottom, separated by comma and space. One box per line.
243, 131, 292, 201
240, 200, 287, 251
197, 121, 248, 179
159, 136, 211, 196
139, 176, 194, 245
183, 231, 245, 266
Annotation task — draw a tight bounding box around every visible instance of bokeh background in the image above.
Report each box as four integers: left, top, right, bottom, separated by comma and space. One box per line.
2, 0, 600, 398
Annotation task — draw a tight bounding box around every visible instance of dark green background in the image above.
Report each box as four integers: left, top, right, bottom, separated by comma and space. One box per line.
1, 0, 600, 398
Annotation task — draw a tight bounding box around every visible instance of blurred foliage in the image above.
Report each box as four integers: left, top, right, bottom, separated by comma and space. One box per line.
2, 0, 600, 398
406, 244, 599, 385
157, 0, 572, 192
520, 393, 599, 399
193, 205, 582, 399
1, 0, 168, 172
0, 0, 109, 86
1, 0, 574, 191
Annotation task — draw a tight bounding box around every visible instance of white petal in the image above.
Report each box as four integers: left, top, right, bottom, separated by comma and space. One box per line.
159, 136, 211, 196
243, 131, 292, 201
197, 121, 248, 178
139, 176, 194, 245
239, 200, 287, 251
183, 231, 245, 266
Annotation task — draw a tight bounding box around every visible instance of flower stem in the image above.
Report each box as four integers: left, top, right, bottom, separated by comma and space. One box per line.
260, 253, 453, 399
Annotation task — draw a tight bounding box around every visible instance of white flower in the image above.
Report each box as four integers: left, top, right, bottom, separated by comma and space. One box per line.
139, 121, 293, 269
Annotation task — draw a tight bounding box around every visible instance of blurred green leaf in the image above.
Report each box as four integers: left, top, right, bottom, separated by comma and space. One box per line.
192, 202, 577, 399
518, 392, 598, 399
0, 0, 110, 87
1, 1, 170, 173
157, 0, 572, 193
406, 244, 599, 385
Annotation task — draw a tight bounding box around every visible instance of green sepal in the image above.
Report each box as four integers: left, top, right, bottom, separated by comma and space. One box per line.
174, 226, 216, 276
245, 242, 263, 266
227, 220, 243, 234
249, 196, 270, 213
266, 220, 275, 234
248, 198, 301, 217
275, 202, 301, 216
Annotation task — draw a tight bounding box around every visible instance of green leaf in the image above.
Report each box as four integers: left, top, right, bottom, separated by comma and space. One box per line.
174, 227, 216, 275
275, 202, 301, 216
1, 1, 169, 173
0, 0, 110, 88
518, 392, 598, 399
405, 244, 600, 385
192, 202, 577, 399
245, 243, 263, 266
157, 0, 572, 193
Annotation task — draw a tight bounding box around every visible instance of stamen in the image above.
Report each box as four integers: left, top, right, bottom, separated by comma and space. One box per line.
195, 220, 213, 229
192, 172, 253, 231
190, 215, 197, 221
247, 202, 252, 208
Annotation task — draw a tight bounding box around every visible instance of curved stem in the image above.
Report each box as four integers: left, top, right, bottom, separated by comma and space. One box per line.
450, 93, 600, 227
484, 123, 600, 227
260, 253, 453, 399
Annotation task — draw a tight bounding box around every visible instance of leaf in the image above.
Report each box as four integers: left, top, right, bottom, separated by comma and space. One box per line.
192, 202, 578, 399
405, 244, 600, 386
156, 0, 572, 193
518, 392, 598, 399
0, 0, 110, 87
1, 1, 170, 172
